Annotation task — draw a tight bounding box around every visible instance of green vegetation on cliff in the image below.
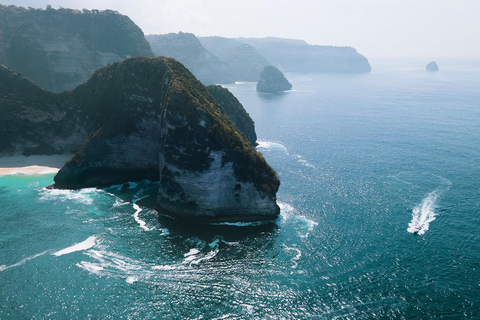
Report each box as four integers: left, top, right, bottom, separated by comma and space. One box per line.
206, 85, 257, 145
0, 4, 153, 92
146, 32, 234, 85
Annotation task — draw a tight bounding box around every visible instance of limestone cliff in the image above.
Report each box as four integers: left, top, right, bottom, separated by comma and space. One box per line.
256, 66, 292, 93
0, 56, 279, 222
0, 65, 88, 156
237, 37, 371, 73
54, 57, 279, 222
146, 32, 234, 85
0, 5, 153, 92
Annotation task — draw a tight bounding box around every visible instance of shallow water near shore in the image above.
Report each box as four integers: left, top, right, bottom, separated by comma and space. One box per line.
1, 61, 480, 318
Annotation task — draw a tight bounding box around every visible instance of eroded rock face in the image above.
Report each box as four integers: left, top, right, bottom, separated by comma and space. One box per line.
49, 57, 278, 222
1, 56, 278, 222
0, 5, 153, 92
256, 66, 292, 93
0, 65, 88, 156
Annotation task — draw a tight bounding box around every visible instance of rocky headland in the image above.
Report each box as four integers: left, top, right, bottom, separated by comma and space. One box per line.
0, 5, 153, 92
237, 37, 371, 73
426, 61, 439, 71
146, 32, 234, 85
199, 36, 270, 81
256, 66, 292, 93
0, 57, 280, 222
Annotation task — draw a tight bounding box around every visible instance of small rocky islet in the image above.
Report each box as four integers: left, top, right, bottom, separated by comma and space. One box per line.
426, 61, 439, 71
256, 65, 292, 93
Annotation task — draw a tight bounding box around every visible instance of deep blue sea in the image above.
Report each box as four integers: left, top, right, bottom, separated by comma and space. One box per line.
1, 60, 480, 319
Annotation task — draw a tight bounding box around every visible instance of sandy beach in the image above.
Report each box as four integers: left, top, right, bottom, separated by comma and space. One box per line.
0, 154, 73, 176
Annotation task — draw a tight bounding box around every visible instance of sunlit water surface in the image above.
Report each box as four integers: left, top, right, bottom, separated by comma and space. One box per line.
1, 61, 480, 319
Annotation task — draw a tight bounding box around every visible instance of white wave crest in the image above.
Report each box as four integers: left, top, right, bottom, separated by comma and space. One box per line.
256, 140, 289, 154
39, 187, 99, 205
283, 245, 302, 269
295, 155, 316, 169
53, 236, 97, 256
132, 203, 151, 231
279, 202, 318, 238
182, 238, 220, 266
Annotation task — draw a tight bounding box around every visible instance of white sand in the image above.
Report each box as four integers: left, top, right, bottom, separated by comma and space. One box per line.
0, 154, 73, 176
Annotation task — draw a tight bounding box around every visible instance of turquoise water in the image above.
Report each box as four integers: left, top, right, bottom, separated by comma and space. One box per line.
1, 62, 480, 319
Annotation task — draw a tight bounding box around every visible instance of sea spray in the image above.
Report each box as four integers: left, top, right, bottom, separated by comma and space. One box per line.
53, 236, 97, 256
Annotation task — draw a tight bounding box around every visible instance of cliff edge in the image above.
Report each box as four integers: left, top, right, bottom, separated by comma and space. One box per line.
0, 57, 279, 222
0, 5, 153, 92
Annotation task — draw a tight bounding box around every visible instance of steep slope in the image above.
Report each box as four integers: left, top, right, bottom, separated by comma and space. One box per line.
0, 65, 87, 156
199, 37, 270, 81
0, 5, 153, 92
237, 37, 371, 73
53, 57, 279, 222
146, 32, 234, 84
206, 85, 257, 145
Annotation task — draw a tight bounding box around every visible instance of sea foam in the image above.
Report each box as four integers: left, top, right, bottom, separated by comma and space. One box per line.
53, 236, 97, 256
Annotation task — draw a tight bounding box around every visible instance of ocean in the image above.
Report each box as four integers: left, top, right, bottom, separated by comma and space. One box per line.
1, 60, 480, 319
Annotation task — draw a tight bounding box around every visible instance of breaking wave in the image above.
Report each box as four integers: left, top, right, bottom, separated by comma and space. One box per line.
53, 236, 97, 256
256, 140, 289, 154
279, 202, 318, 238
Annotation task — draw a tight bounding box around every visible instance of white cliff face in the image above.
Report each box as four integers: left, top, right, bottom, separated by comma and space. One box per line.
157, 150, 279, 222
50, 57, 280, 222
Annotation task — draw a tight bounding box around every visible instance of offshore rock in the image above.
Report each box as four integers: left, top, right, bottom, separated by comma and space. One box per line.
256, 66, 292, 93
0, 57, 278, 222
0, 5, 153, 92
426, 61, 439, 71
54, 57, 279, 222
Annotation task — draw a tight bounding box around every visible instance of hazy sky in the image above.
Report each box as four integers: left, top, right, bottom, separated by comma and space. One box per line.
3, 0, 480, 59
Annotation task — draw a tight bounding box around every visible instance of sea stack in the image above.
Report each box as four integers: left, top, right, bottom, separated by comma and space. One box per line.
256, 66, 292, 93
53, 57, 280, 223
426, 61, 439, 71
0, 57, 280, 223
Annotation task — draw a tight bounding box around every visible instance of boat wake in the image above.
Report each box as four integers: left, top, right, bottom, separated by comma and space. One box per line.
407, 180, 451, 235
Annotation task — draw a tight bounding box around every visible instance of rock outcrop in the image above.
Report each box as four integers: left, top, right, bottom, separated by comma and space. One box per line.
0, 57, 280, 222
256, 66, 292, 93
237, 37, 371, 73
0, 5, 153, 92
206, 85, 257, 145
199, 37, 270, 81
0, 65, 88, 156
426, 61, 439, 71
146, 32, 234, 85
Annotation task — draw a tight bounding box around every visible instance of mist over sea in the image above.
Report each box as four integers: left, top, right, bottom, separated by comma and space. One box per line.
1, 60, 479, 319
